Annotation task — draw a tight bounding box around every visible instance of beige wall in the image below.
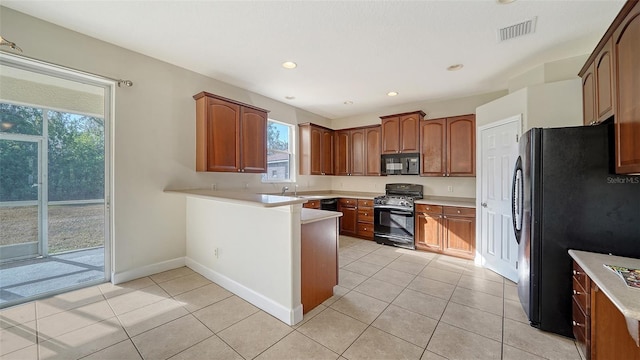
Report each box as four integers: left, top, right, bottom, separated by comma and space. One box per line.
331, 91, 507, 129
476, 78, 582, 133
0, 7, 332, 277
507, 54, 588, 93
329, 91, 508, 198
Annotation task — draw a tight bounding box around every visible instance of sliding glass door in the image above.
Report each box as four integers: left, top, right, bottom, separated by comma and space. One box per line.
0, 54, 111, 307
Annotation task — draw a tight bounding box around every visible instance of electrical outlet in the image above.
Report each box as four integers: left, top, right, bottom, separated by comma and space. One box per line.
447, 186, 453, 192
211, 183, 217, 191
214, 248, 219, 258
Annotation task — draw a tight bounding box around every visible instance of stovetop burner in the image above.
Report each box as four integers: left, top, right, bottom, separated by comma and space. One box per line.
374, 184, 424, 210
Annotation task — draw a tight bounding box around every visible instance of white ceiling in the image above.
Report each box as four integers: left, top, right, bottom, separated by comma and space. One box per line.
2, 0, 625, 119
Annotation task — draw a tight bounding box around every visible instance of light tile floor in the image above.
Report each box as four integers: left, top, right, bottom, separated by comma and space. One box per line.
0, 236, 582, 360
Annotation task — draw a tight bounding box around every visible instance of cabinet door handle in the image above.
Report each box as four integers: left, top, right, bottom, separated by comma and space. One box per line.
442, 174, 446, 177
573, 290, 581, 295
572, 270, 581, 275
457, 210, 461, 214
572, 321, 584, 327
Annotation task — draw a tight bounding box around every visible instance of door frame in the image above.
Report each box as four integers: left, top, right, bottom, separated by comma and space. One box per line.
475, 114, 522, 274
0, 52, 114, 284
0, 135, 45, 261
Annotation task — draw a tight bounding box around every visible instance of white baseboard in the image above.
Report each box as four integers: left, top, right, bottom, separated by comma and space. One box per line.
186, 257, 302, 326
112, 257, 186, 284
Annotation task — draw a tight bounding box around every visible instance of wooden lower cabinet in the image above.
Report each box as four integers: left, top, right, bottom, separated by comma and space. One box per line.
338, 198, 358, 236
571, 260, 640, 360
302, 199, 321, 209
356, 199, 374, 240
442, 207, 475, 259
301, 218, 338, 314
415, 205, 443, 252
415, 204, 475, 260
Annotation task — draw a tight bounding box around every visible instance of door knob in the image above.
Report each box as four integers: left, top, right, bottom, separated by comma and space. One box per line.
481, 202, 488, 208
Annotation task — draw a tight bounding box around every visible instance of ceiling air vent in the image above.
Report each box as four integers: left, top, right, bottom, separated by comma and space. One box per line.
498, 17, 537, 42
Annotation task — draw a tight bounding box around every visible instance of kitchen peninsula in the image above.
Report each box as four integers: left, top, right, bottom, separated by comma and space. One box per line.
166, 189, 341, 325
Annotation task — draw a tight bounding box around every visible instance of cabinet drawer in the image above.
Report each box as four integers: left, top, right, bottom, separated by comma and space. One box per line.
416, 204, 442, 214
572, 276, 589, 314
303, 200, 321, 209
358, 209, 373, 223
572, 262, 589, 293
572, 298, 589, 358
443, 206, 475, 217
339, 198, 357, 207
358, 199, 374, 207
357, 223, 374, 238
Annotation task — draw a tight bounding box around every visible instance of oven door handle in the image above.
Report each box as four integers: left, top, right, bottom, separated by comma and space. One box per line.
375, 206, 413, 213
389, 209, 412, 216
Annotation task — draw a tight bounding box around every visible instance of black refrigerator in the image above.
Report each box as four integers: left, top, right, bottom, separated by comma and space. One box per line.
511, 123, 640, 338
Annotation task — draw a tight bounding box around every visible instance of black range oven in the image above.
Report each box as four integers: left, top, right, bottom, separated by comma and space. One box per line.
374, 183, 423, 250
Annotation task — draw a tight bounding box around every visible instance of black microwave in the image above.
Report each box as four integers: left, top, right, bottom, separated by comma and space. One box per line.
381, 153, 420, 175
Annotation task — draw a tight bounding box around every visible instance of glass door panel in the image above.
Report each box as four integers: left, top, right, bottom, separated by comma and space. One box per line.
0, 139, 41, 261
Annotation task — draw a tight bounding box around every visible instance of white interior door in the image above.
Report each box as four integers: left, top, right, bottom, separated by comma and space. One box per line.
477, 115, 521, 282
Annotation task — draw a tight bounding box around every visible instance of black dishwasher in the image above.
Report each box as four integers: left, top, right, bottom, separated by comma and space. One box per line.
320, 198, 338, 212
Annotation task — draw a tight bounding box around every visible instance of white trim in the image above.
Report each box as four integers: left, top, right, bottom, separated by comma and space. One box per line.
111, 257, 186, 284
186, 256, 303, 326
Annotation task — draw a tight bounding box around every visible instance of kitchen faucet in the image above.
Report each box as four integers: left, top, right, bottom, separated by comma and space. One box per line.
281, 186, 289, 196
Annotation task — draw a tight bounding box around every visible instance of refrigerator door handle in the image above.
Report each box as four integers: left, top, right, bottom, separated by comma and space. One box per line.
512, 156, 523, 244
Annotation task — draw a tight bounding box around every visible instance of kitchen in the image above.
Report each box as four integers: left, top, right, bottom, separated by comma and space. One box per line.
1, 1, 639, 359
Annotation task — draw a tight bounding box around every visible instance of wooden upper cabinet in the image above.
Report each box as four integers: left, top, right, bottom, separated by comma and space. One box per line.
613, 1, 640, 174
381, 116, 400, 154
365, 126, 381, 176
595, 37, 614, 122
420, 119, 446, 176
399, 113, 421, 153
420, 114, 475, 177
448, 115, 476, 176
580, 0, 640, 174
204, 97, 240, 172
321, 128, 335, 175
350, 128, 366, 176
335, 130, 351, 176
299, 124, 333, 175
241, 107, 267, 173
194, 92, 268, 173
380, 111, 424, 154
581, 64, 597, 126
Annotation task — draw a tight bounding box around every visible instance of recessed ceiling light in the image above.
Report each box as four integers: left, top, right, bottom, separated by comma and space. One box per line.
447, 64, 464, 71
343, 100, 353, 105
282, 61, 297, 69
497, 0, 516, 3
285, 96, 295, 100
387, 91, 399, 97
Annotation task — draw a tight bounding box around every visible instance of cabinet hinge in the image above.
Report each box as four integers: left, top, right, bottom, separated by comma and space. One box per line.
516, 261, 518, 269
516, 134, 519, 143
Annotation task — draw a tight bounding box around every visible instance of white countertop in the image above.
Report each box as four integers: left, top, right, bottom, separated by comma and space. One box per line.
568, 249, 640, 321
415, 196, 476, 208
165, 189, 307, 207
300, 208, 342, 224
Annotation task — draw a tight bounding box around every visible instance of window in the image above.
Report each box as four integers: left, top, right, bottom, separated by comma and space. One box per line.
262, 119, 294, 182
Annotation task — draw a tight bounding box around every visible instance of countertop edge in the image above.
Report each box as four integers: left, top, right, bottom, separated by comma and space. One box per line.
568, 249, 640, 321
300, 208, 343, 224
165, 189, 307, 207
